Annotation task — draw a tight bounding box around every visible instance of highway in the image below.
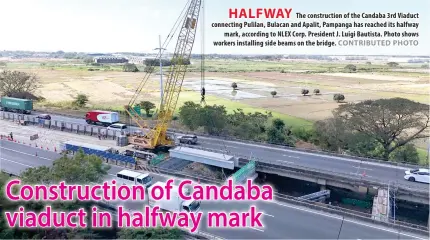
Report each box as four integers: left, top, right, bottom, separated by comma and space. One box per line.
0, 139, 427, 239
27, 112, 430, 190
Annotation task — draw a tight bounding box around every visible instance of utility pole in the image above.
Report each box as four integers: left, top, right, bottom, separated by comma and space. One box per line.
154, 35, 166, 106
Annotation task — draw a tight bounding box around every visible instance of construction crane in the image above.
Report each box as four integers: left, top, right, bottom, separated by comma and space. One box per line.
124, 0, 202, 151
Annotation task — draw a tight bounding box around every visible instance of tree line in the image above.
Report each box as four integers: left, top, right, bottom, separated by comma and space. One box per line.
178, 98, 429, 165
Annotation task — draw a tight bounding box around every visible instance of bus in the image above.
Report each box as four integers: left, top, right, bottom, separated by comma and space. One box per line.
116, 170, 153, 187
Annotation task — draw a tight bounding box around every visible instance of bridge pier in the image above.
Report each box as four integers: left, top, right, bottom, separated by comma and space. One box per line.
358, 186, 368, 194
317, 179, 326, 191
371, 188, 391, 223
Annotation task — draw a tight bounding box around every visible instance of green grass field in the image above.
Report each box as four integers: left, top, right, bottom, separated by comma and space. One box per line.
417, 148, 429, 166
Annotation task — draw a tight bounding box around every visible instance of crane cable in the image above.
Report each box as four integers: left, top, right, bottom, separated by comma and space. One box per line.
200, 0, 206, 105
127, 0, 192, 108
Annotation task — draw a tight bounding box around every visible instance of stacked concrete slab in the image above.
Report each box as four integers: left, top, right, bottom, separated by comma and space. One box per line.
371, 188, 390, 222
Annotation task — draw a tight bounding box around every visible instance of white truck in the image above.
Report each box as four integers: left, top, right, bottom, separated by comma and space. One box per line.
147, 181, 201, 212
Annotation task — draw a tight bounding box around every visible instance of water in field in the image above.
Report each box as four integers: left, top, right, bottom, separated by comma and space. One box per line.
182, 78, 271, 99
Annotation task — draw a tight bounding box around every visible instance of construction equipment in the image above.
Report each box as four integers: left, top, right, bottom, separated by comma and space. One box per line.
124, 0, 202, 151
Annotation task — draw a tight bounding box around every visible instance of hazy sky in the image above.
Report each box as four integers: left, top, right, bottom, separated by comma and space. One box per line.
0, 0, 428, 55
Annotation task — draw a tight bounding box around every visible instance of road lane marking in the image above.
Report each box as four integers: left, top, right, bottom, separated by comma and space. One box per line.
204, 143, 239, 149
275, 160, 294, 164
349, 172, 373, 178
197, 137, 410, 170
247, 226, 264, 232
282, 154, 300, 159
0, 145, 54, 161
263, 213, 274, 217
1, 157, 35, 168
353, 166, 373, 171
271, 201, 426, 240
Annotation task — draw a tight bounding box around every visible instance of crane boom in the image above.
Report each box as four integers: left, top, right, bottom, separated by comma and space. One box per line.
127, 0, 202, 150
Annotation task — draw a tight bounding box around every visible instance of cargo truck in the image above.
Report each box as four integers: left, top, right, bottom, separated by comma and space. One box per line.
0, 97, 33, 114
85, 110, 119, 126
147, 181, 201, 213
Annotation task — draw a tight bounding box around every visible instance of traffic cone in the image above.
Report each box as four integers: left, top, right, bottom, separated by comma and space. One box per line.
40, 146, 43, 149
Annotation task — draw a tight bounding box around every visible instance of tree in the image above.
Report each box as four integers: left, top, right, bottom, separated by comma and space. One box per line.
0, 149, 111, 239
144, 65, 154, 73
344, 64, 357, 72
123, 63, 139, 72
118, 227, 183, 239
0, 70, 39, 97
199, 105, 228, 135
231, 82, 238, 90
389, 144, 419, 164
387, 62, 399, 67
313, 118, 349, 152
74, 94, 89, 107
333, 93, 345, 102
178, 101, 202, 131
301, 89, 309, 96
138, 101, 156, 117
83, 57, 94, 64
267, 118, 294, 145
0, 62, 6, 67
270, 91, 277, 98
366, 62, 372, 65
313, 89, 320, 95
334, 98, 430, 159
227, 109, 270, 140
47, 149, 110, 184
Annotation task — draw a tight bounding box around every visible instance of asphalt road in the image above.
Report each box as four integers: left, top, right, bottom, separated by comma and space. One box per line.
29, 112, 429, 190
0, 140, 427, 239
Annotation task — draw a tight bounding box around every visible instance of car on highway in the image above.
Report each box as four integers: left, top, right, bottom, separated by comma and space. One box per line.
177, 135, 198, 144
404, 168, 429, 183
107, 123, 127, 131
36, 114, 51, 120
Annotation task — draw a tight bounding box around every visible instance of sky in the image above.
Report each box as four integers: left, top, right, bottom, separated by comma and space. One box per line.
0, 0, 429, 55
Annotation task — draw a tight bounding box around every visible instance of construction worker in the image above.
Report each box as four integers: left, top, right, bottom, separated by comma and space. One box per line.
9, 132, 13, 141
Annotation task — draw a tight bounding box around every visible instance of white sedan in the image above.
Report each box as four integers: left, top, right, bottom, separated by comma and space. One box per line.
404, 169, 430, 184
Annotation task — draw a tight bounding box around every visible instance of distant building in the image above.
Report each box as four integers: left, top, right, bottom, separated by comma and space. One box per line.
94, 57, 128, 64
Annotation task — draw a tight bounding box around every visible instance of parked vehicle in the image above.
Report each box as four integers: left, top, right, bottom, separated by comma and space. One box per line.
404, 169, 429, 184
147, 181, 201, 212
0, 97, 33, 114
85, 110, 119, 126
116, 170, 153, 187
178, 135, 198, 144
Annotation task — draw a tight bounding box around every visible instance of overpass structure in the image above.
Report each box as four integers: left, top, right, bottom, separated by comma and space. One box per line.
2, 111, 429, 204
0, 139, 428, 239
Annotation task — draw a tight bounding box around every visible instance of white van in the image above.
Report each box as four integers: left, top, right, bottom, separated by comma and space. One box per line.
116, 169, 153, 187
